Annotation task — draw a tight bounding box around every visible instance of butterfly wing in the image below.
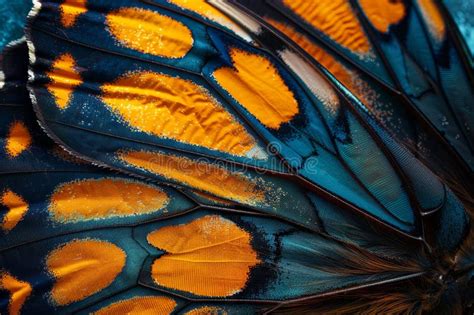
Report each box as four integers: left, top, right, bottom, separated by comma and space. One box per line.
0, 0, 472, 314
249, 0, 474, 188
27, 0, 443, 237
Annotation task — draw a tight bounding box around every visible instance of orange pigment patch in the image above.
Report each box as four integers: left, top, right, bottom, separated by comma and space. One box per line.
60, 0, 87, 28
213, 47, 299, 129
118, 150, 266, 206
359, 0, 405, 33
49, 178, 169, 223
107, 7, 193, 58
416, 0, 446, 42
167, 0, 246, 38
93, 296, 176, 315
148, 215, 260, 297
46, 53, 82, 109
282, 0, 372, 56
185, 306, 227, 315
0, 272, 32, 315
266, 19, 378, 113
5, 121, 32, 158
101, 71, 259, 157
46, 239, 126, 306
1, 189, 29, 233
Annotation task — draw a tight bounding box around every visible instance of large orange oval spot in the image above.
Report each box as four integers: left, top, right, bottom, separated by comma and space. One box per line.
5, 121, 32, 158
106, 7, 193, 58
359, 0, 406, 33
117, 150, 266, 206
1, 189, 29, 233
60, 0, 87, 28
93, 296, 176, 315
49, 178, 169, 223
213, 47, 299, 129
147, 215, 260, 297
0, 272, 32, 315
282, 0, 372, 56
101, 71, 260, 158
46, 53, 82, 110
46, 239, 126, 306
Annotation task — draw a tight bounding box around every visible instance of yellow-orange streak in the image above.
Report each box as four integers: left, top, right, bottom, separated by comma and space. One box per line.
185, 306, 227, 315
0, 272, 32, 315
1, 189, 29, 233
359, 0, 405, 33
5, 121, 32, 158
266, 19, 378, 113
167, 0, 247, 38
213, 47, 298, 129
46, 239, 126, 306
416, 0, 446, 42
101, 71, 258, 157
148, 215, 260, 297
60, 0, 87, 28
46, 53, 82, 109
49, 178, 169, 223
118, 150, 266, 206
93, 296, 176, 315
192, 190, 237, 207
282, 0, 372, 56
107, 7, 193, 58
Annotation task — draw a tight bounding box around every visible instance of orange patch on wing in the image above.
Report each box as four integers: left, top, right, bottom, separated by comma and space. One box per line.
107, 7, 193, 58
282, 0, 372, 56
167, 0, 247, 38
93, 296, 176, 315
416, 0, 446, 42
213, 47, 299, 129
266, 19, 378, 113
5, 121, 32, 158
185, 306, 227, 315
101, 71, 259, 158
359, 0, 405, 33
47, 53, 82, 109
1, 189, 29, 233
0, 272, 32, 315
60, 0, 87, 28
46, 239, 126, 306
148, 215, 260, 297
49, 178, 169, 223
118, 150, 266, 206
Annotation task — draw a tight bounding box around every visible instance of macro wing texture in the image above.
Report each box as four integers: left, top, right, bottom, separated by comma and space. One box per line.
0, 0, 472, 314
